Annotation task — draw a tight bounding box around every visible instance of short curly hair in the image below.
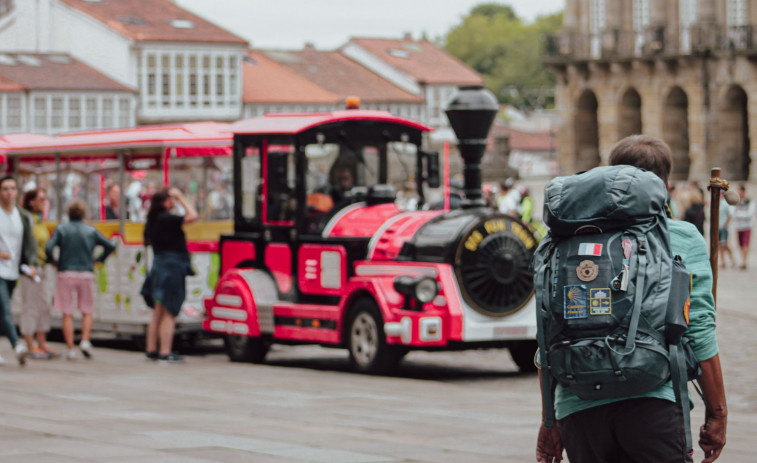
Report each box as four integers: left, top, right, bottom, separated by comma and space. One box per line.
67, 199, 88, 221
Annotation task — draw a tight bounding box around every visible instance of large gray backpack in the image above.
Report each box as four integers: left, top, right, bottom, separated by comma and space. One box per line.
533, 165, 696, 449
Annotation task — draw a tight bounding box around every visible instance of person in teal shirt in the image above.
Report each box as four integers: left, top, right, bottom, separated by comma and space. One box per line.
536, 135, 727, 463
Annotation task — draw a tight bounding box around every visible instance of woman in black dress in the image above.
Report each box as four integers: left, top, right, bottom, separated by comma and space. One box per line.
143, 187, 198, 363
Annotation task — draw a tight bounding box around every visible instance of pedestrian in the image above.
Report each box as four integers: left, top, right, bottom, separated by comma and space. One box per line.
497, 177, 521, 216
718, 192, 735, 269
45, 199, 116, 360
0, 175, 35, 366
536, 135, 727, 463
142, 187, 198, 363
20, 188, 57, 359
732, 184, 755, 270
683, 184, 706, 235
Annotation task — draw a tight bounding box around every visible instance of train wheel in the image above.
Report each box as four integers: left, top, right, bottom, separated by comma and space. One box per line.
509, 340, 538, 373
224, 335, 269, 363
347, 299, 402, 374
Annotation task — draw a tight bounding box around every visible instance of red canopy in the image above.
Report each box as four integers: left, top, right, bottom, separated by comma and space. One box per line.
231, 110, 432, 135
3, 122, 232, 158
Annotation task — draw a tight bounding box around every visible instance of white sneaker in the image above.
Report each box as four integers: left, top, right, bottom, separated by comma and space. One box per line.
79, 340, 93, 359
66, 349, 76, 361
14, 343, 28, 366
0, 353, 5, 365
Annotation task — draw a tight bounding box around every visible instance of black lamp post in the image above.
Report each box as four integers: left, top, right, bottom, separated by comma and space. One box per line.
444, 85, 499, 208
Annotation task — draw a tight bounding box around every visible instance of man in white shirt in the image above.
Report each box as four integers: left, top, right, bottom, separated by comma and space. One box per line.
0, 176, 37, 366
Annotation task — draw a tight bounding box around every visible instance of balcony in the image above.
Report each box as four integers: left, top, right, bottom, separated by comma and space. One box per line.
725, 25, 754, 51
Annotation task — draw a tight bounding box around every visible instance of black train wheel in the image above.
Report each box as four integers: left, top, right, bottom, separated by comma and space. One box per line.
455, 215, 537, 317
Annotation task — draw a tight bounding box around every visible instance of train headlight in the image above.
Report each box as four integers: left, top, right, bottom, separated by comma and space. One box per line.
394, 275, 439, 305
414, 277, 438, 304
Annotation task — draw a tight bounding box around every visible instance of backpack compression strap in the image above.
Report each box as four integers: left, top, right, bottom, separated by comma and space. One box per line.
624, 238, 647, 350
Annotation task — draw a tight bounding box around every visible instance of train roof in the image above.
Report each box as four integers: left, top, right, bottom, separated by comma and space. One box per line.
231, 110, 433, 136
2, 122, 232, 158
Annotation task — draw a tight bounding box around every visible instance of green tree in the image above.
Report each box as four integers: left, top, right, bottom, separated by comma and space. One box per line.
444, 4, 562, 110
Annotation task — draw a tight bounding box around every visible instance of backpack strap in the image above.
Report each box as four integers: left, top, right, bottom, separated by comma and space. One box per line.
624, 238, 647, 350
670, 342, 693, 453
535, 243, 556, 428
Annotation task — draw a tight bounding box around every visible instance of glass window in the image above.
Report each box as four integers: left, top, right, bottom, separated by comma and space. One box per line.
118, 98, 130, 127
204, 157, 233, 220
51, 97, 64, 129
103, 98, 114, 127
216, 73, 224, 97
85, 97, 98, 129
6, 95, 21, 130
240, 147, 260, 220
69, 97, 81, 129
265, 146, 296, 223
33, 96, 47, 132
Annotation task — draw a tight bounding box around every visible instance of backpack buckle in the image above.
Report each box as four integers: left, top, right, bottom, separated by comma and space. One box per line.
637, 239, 647, 253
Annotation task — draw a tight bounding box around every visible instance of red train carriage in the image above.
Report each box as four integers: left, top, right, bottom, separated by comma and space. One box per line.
203, 87, 538, 373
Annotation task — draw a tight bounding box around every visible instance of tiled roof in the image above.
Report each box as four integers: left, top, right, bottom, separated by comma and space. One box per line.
348, 37, 483, 86
492, 125, 556, 151
0, 73, 23, 91
0, 53, 133, 91
243, 51, 340, 105
58, 0, 247, 44
267, 47, 423, 103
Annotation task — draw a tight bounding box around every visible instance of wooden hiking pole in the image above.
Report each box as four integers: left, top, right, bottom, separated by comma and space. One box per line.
708, 167, 740, 305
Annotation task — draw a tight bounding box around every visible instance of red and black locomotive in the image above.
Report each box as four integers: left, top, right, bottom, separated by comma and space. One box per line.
203, 87, 538, 373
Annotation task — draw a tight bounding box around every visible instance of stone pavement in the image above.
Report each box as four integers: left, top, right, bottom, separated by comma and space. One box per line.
0, 237, 755, 462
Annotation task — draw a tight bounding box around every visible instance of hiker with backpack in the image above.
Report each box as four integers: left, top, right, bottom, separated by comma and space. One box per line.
534, 135, 727, 463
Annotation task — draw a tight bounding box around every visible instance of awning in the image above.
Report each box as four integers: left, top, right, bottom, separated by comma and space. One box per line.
3, 122, 233, 158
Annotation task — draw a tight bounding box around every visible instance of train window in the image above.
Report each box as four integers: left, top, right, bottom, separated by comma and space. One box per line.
265, 148, 296, 223
240, 147, 259, 220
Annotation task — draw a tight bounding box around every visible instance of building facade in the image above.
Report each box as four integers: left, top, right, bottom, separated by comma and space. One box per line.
548, 0, 757, 181
0, 0, 247, 126
0, 53, 135, 135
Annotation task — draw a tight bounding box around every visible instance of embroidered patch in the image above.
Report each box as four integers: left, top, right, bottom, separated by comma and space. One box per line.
576, 260, 599, 282
578, 243, 603, 256
564, 285, 588, 319
589, 288, 612, 315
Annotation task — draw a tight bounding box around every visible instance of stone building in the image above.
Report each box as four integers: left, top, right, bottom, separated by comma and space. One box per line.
547, 0, 757, 181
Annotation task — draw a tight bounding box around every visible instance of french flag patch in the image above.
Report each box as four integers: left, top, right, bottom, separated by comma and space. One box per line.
578, 243, 602, 256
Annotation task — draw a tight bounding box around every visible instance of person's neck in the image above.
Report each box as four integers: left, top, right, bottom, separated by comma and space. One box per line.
0, 202, 14, 214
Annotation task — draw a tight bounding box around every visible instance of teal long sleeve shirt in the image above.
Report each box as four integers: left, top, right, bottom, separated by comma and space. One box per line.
554, 219, 718, 420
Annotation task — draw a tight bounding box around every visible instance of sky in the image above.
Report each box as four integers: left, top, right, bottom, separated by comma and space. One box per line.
174, 0, 564, 50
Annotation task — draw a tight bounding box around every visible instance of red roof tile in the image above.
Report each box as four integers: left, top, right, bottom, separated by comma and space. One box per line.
348, 37, 483, 86
58, 0, 247, 44
267, 47, 422, 104
0, 53, 133, 91
243, 51, 340, 105
0, 73, 23, 91
492, 125, 556, 151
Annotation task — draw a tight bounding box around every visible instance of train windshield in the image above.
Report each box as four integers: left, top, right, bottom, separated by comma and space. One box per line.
304, 141, 418, 210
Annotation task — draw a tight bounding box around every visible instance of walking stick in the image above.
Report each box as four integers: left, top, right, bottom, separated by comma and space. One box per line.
708, 168, 740, 306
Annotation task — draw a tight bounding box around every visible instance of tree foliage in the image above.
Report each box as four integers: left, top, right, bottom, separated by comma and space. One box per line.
444, 3, 562, 110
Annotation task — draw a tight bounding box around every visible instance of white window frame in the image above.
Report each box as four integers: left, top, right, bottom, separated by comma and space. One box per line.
590, 0, 607, 58
679, 0, 697, 53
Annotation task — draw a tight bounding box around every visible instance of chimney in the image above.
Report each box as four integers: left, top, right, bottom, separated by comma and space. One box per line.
444, 86, 499, 208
